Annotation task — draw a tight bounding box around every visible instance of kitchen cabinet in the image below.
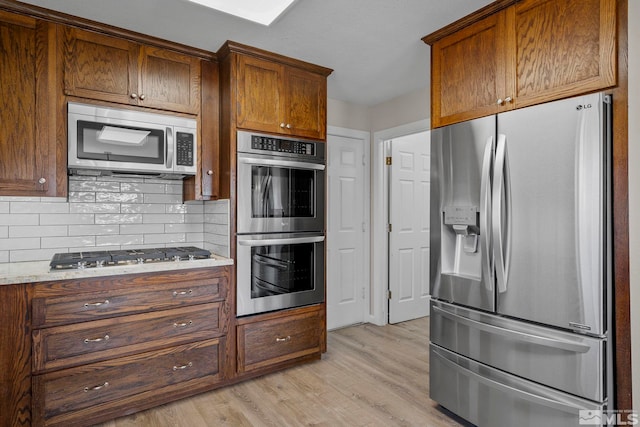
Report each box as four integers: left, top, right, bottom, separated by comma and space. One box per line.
23, 266, 229, 427
426, 0, 616, 128
236, 305, 324, 374
236, 54, 328, 140
0, 11, 62, 197
222, 41, 332, 141
62, 26, 201, 115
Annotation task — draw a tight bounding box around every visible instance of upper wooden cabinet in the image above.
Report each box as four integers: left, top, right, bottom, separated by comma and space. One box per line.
226, 42, 332, 141
425, 0, 617, 128
0, 11, 62, 197
62, 27, 201, 115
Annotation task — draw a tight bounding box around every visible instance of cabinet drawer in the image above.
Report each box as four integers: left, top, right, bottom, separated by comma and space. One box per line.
33, 303, 224, 372
33, 275, 226, 327
238, 309, 321, 373
34, 339, 221, 421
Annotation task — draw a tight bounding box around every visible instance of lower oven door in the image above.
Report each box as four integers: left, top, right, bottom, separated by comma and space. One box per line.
237, 233, 325, 317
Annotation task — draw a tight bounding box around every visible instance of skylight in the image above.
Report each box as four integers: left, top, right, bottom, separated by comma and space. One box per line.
187, 0, 297, 26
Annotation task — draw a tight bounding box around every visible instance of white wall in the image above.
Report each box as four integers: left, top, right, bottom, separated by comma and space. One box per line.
628, 0, 640, 412
369, 87, 430, 133
327, 98, 370, 131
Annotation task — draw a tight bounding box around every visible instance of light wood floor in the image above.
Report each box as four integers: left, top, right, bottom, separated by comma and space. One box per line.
97, 317, 467, 427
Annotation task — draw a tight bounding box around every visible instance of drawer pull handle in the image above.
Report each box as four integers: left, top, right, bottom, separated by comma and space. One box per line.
84, 334, 109, 344
276, 335, 291, 343
172, 290, 193, 297
173, 362, 193, 371
84, 382, 109, 392
84, 300, 109, 308
173, 320, 193, 328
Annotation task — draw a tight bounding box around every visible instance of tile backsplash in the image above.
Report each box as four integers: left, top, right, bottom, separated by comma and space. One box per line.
0, 176, 230, 263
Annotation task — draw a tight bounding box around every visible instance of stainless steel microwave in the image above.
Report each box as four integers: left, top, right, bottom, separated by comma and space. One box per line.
68, 102, 197, 178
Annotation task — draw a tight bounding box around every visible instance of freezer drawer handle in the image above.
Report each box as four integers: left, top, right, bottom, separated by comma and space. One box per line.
432, 306, 590, 353
434, 347, 594, 415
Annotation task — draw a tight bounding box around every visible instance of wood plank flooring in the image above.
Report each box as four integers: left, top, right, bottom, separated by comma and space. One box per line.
97, 317, 467, 427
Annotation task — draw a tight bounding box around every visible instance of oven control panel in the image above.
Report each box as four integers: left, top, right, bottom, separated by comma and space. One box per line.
251, 135, 314, 155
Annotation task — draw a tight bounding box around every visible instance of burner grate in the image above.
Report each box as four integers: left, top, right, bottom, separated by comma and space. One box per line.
49, 247, 212, 270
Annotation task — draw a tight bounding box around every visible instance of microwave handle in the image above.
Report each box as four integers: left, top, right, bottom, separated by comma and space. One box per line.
238, 235, 325, 247
166, 127, 174, 169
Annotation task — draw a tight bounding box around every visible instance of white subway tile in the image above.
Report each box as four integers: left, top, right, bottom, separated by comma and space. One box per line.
40, 213, 94, 225
184, 202, 204, 214
120, 182, 165, 194
204, 199, 230, 214
165, 223, 203, 233
69, 180, 121, 193
96, 234, 144, 246
0, 202, 9, 213
165, 183, 183, 194
10, 225, 68, 238
10, 201, 69, 214
120, 223, 164, 234
69, 245, 119, 252
144, 233, 186, 244
185, 213, 204, 224
186, 232, 204, 243
96, 192, 144, 203
0, 196, 41, 202
0, 214, 39, 226
10, 248, 59, 263
143, 193, 182, 204
143, 214, 185, 224
204, 223, 229, 236
68, 192, 96, 203
70, 203, 120, 214
95, 214, 143, 224
120, 203, 165, 214
41, 236, 95, 249
204, 213, 229, 225
2, 237, 41, 250
0, 250, 8, 263
165, 204, 188, 214
68, 225, 119, 236
0, 226, 7, 238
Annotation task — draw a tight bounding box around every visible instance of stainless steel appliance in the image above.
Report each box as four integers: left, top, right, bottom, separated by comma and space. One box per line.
236, 131, 326, 317
236, 130, 325, 234
68, 102, 197, 178
429, 93, 613, 426
49, 246, 211, 270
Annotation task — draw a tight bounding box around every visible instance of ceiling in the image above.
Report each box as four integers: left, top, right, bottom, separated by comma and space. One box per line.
19, 0, 493, 106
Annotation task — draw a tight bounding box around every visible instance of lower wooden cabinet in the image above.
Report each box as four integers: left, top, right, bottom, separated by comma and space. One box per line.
33, 339, 223, 427
236, 305, 323, 374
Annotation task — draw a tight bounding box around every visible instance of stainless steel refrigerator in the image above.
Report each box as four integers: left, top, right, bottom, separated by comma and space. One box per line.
429, 92, 613, 426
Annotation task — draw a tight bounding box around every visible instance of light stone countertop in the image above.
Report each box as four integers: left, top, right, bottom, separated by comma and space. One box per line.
0, 254, 234, 286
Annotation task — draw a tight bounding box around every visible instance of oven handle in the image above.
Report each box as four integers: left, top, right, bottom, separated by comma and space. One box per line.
238, 157, 326, 171
238, 235, 325, 246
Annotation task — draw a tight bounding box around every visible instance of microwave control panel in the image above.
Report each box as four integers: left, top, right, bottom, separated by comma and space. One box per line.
251, 135, 314, 156
176, 132, 194, 166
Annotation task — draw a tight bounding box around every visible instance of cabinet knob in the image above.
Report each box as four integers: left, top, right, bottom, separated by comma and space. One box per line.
139, 94, 146, 100
497, 98, 504, 105
280, 123, 286, 128
207, 170, 213, 176
286, 124, 291, 129
130, 93, 138, 99
38, 177, 46, 184
504, 96, 512, 103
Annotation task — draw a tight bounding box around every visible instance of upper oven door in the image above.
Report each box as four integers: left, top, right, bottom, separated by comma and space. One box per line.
237, 154, 326, 234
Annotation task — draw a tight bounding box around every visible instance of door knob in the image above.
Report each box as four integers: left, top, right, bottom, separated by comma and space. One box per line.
139, 94, 146, 100
497, 98, 504, 105
207, 170, 213, 176
280, 123, 286, 128
38, 177, 46, 184
130, 93, 138, 99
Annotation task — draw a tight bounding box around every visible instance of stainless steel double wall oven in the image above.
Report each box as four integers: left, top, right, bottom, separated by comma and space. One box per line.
236, 131, 326, 316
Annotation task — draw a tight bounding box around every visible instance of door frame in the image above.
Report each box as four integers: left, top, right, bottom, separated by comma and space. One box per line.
326, 126, 371, 328
371, 119, 430, 326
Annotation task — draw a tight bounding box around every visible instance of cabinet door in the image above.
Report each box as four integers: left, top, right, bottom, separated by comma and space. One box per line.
0, 12, 56, 196
139, 46, 201, 114
236, 55, 284, 134
62, 27, 138, 105
431, 10, 514, 128
513, 0, 616, 108
283, 67, 327, 140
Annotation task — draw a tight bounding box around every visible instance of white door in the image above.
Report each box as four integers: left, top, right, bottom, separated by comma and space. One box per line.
388, 131, 431, 323
326, 132, 367, 330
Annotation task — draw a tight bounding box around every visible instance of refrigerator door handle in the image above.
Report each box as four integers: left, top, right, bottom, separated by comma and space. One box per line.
480, 136, 494, 291
432, 305, 591, 353
434, 347, 594, 414
493, 133, 511, 293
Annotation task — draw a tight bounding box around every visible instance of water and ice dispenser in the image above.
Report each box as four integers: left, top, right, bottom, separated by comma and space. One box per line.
440, 206, 482, 280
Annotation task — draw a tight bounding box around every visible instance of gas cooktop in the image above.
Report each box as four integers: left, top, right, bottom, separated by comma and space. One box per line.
49, 246, 211, 270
